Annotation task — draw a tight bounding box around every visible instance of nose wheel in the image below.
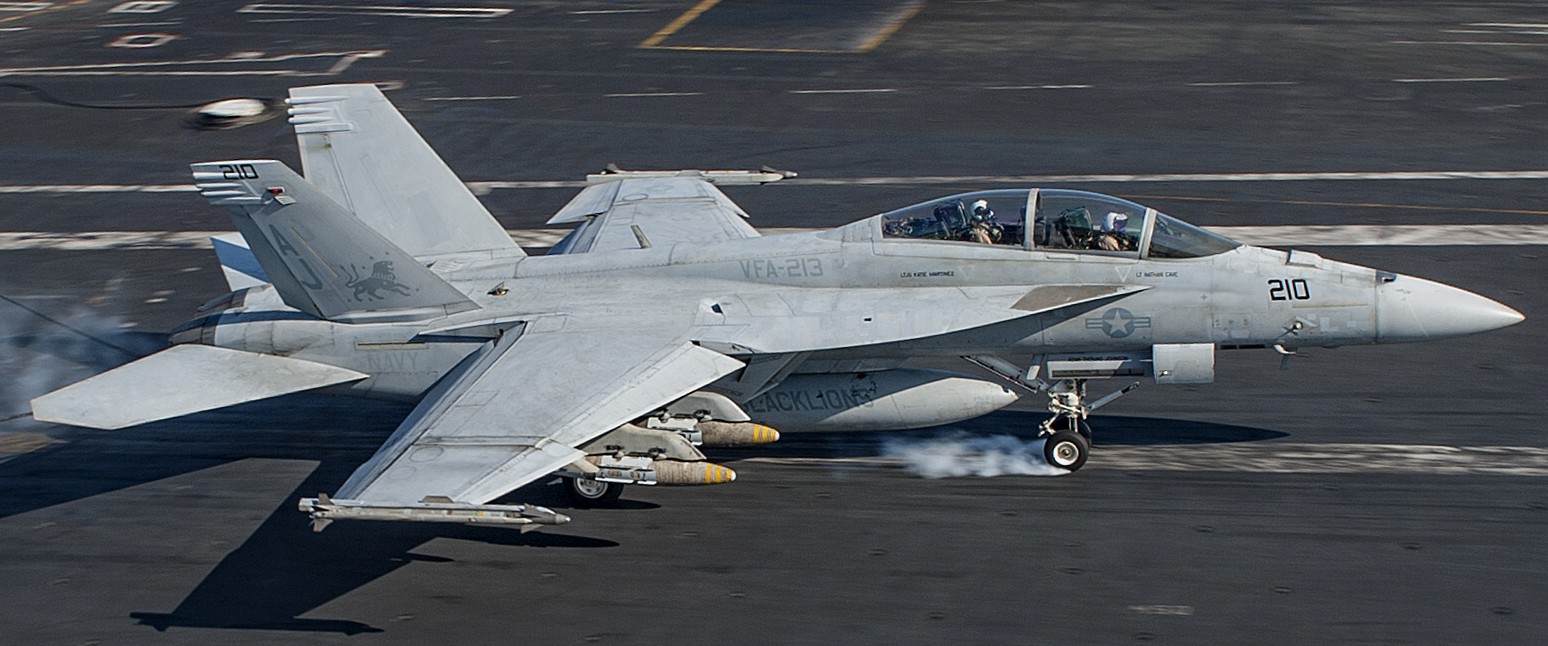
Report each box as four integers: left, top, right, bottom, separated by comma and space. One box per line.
1043, 430, 1090, 471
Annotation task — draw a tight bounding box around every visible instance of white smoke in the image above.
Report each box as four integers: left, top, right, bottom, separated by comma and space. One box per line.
881, 432, 1070, 478
0, 300, 161, 423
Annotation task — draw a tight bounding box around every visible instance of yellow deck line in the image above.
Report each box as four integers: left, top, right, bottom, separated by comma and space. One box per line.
856, 0, 925, 52
647, 45, 854, 54
638, 0, 721, 49
640, 0, 922, 54
0, 0, 91, 25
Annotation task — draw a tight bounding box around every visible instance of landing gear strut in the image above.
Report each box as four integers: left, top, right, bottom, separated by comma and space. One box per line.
1048, 415, 1092, 441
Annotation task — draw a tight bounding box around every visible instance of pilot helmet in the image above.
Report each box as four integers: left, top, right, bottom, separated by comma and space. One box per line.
1104, 211, 1129, 233
970, 199, 992, 218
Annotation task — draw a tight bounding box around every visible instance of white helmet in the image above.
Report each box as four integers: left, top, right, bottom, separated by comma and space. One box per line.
971, 199, 991, 216
1104, 211, 1129, 232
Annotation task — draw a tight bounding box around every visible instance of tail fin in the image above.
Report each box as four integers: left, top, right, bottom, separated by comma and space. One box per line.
192, 160, 479, 322
285, 84, 523, 258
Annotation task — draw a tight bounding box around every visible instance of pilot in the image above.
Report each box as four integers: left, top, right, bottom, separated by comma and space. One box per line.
1095, 211, 1132, 251
968, 199, 1002, 244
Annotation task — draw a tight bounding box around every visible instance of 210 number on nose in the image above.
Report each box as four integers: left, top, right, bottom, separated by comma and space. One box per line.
1267, 278, 1310, 301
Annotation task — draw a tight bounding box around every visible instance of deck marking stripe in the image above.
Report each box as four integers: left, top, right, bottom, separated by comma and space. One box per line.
1393, 76, 1511, 83
235, 4, 512, 19
1124, 194, 1548, 217
0, 0, 86, 25
790, 88, 898, 94
638, 0, 719, 48
423, 95, 520, 101
603, 91, 703, 98
5, 170, 1548, 195
985, 84, 1092, 90
0, 50, 384, 77
855, 0, 925, 53
1186, 81, 1299, 87
1391, 40, 1548, 47
1467, 22, 1548, 29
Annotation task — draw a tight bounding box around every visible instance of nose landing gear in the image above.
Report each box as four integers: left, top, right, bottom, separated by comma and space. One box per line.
1039, 379, 1092, 471
1037, 377, 1141, 471
964, 355, 1139, 473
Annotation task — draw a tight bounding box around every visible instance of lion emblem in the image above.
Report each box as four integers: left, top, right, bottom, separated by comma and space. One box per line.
343, 260, 412, 300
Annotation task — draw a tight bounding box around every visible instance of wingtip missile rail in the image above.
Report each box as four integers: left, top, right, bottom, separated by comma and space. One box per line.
298, 494, 571, 532
587, 164, 795, 185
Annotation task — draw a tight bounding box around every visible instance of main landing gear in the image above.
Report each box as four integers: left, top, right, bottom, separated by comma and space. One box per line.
565, 476, 624, 507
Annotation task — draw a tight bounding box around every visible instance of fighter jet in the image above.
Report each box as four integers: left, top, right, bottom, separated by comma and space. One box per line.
30, 84, 1524, 530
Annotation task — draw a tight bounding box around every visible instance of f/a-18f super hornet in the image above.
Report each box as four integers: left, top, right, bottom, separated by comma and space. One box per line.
32, 84, 1523, 530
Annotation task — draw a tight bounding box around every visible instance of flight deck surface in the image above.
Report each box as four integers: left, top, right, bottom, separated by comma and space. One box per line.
0, 1, 1544, 643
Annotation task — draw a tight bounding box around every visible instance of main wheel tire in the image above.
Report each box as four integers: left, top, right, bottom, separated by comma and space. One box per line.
1042, 430, 1090, 471
566, 477, 624, 507
1049, 416, 1093, 442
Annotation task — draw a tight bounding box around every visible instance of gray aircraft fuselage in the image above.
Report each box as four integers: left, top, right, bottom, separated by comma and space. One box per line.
172, 193, 1522, 414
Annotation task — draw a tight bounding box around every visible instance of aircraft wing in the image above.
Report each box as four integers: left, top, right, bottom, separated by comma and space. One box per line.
333, 320, 745, 505
545, 174, 764, 254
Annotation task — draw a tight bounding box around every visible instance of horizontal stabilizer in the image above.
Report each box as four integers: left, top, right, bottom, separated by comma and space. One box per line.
30, 345, 367, 430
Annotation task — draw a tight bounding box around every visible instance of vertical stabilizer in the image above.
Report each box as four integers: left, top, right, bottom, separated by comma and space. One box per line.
286, 84, 523, 258
192, 160, 479, 321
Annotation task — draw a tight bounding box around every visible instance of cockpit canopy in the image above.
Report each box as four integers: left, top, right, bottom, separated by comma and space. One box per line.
878, 189, 1240, 259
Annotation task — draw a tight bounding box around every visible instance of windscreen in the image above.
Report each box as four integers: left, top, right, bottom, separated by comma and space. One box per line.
1147, 212, 1241, 258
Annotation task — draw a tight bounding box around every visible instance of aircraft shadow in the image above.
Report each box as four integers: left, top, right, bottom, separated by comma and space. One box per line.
0, 394, 402, 521
114, 401, 619, 635
128, 469, 618, 635
0, 395, 617, 635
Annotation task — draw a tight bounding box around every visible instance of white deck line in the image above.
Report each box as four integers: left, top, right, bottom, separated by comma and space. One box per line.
6, 169, 1548, 195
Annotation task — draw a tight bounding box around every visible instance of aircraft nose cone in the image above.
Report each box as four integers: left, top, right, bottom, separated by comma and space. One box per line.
1376, 275, 1525, 343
